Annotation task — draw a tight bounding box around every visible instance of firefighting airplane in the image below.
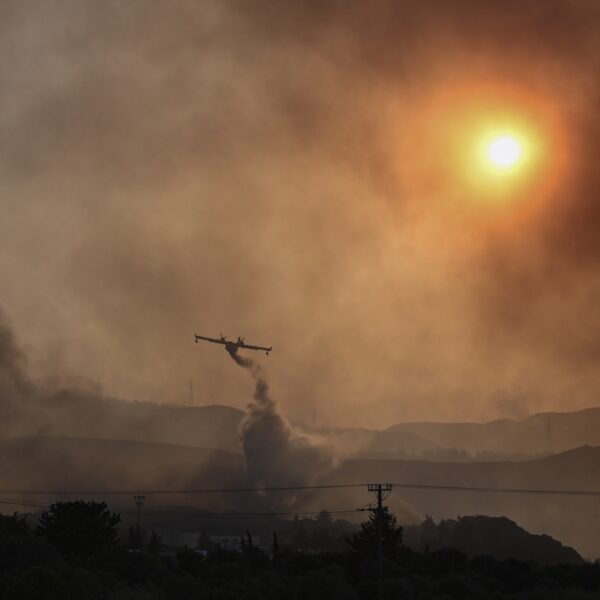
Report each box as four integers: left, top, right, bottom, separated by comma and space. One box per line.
194, 333, 272, 356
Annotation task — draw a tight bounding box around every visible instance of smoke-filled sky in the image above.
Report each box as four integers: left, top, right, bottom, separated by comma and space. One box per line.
1, 0, 599, 428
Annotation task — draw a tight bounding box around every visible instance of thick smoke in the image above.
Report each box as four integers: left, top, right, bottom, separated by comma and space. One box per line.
0, 314, 247, 513
229, 348, 336, 487
0, 310, 30, 392
1, 0, 600, 427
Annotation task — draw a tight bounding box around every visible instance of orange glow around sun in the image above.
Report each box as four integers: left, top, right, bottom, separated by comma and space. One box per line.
457, 102, 548, 205
396, 81, 570, 218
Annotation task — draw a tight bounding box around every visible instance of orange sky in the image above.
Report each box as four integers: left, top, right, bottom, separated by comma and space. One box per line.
0, 0, 599, 427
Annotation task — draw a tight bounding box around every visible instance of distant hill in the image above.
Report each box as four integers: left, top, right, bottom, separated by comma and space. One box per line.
9, 390, 600, 461
316, 407, 600, 461
2, 435, 600, 558
0, 390, 245, 452
315, 446, 600, 560
0, 436, 247, 513
381, 408, 600, 458
404, 515, 583, 565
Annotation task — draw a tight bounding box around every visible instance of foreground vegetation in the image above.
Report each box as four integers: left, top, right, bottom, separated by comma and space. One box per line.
0, 502, 599, 599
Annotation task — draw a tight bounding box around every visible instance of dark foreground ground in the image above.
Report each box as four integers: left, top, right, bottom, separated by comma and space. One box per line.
0, 501, 596, 599
2, 537, 600, 599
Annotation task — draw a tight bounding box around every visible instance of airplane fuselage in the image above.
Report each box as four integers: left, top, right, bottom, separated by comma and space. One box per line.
225, 341, 240, 356
194, 333, 272, 356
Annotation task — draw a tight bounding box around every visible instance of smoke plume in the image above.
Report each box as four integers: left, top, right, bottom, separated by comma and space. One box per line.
1, 0, 600, 427
229, 349, 336, 488
0, 310, 30, 393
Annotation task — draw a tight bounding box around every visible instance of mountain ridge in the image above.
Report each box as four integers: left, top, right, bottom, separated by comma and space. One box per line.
8, 391, 600, 460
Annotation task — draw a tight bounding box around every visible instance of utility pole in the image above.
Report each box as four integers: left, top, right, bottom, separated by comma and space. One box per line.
134, 495, 145, 528
367, 483, 392, 600
133, 495, 145, 551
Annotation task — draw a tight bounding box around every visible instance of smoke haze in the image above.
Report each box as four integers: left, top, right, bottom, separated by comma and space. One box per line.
229, 349, 336, 488
1, 1, 599, 427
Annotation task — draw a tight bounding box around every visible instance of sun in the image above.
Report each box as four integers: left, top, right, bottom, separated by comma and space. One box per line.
487, 135, 522, 168
464, 125, 540, 202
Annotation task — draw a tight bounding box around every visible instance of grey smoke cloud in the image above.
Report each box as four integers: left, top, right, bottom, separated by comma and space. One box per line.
229, 349, 336, 488
0, 310, 29, 391
0, 0, 599, 427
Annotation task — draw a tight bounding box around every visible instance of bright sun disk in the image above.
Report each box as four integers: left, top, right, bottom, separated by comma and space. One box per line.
487, 135, 522, 168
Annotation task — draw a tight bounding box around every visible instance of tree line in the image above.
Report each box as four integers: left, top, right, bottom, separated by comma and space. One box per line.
0, 501, 598, 599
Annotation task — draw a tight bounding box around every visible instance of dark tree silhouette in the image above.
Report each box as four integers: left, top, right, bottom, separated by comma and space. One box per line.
291, 515, 309, 551
197, 530, 215, 552
0, 512, 29, 536
311, 510, 334, 551
128, 524, 142, 551
36, 501, 120, 561
148, 530, 162, 555
347, 507, 403, 562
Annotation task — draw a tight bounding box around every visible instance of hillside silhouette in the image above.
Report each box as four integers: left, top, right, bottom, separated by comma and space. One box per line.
2, 435, 600, 557
8, 391, 600, 461
404, 515, 583, 565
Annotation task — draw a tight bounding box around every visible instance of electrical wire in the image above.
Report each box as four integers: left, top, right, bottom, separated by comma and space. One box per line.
389, 482, 600, 496
0, 481, 599, 498
0, 499, 49, 509
0, 483, 366, 496
114, 509, 359, 519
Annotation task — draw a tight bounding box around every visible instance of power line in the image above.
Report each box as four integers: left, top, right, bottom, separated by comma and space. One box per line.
0, 481, 599, 497
0, 499, 49, 509
389, 482, 600, 496
0, 483, 367, 496
0, 498, 359, 520
114, 509, 360, 519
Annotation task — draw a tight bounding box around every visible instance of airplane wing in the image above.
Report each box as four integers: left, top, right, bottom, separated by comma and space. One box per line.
194, 334, 226, 345
239, 342, 273, 354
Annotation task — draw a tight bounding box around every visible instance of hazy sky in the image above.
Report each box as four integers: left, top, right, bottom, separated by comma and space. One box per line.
1, 0, 599, 428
